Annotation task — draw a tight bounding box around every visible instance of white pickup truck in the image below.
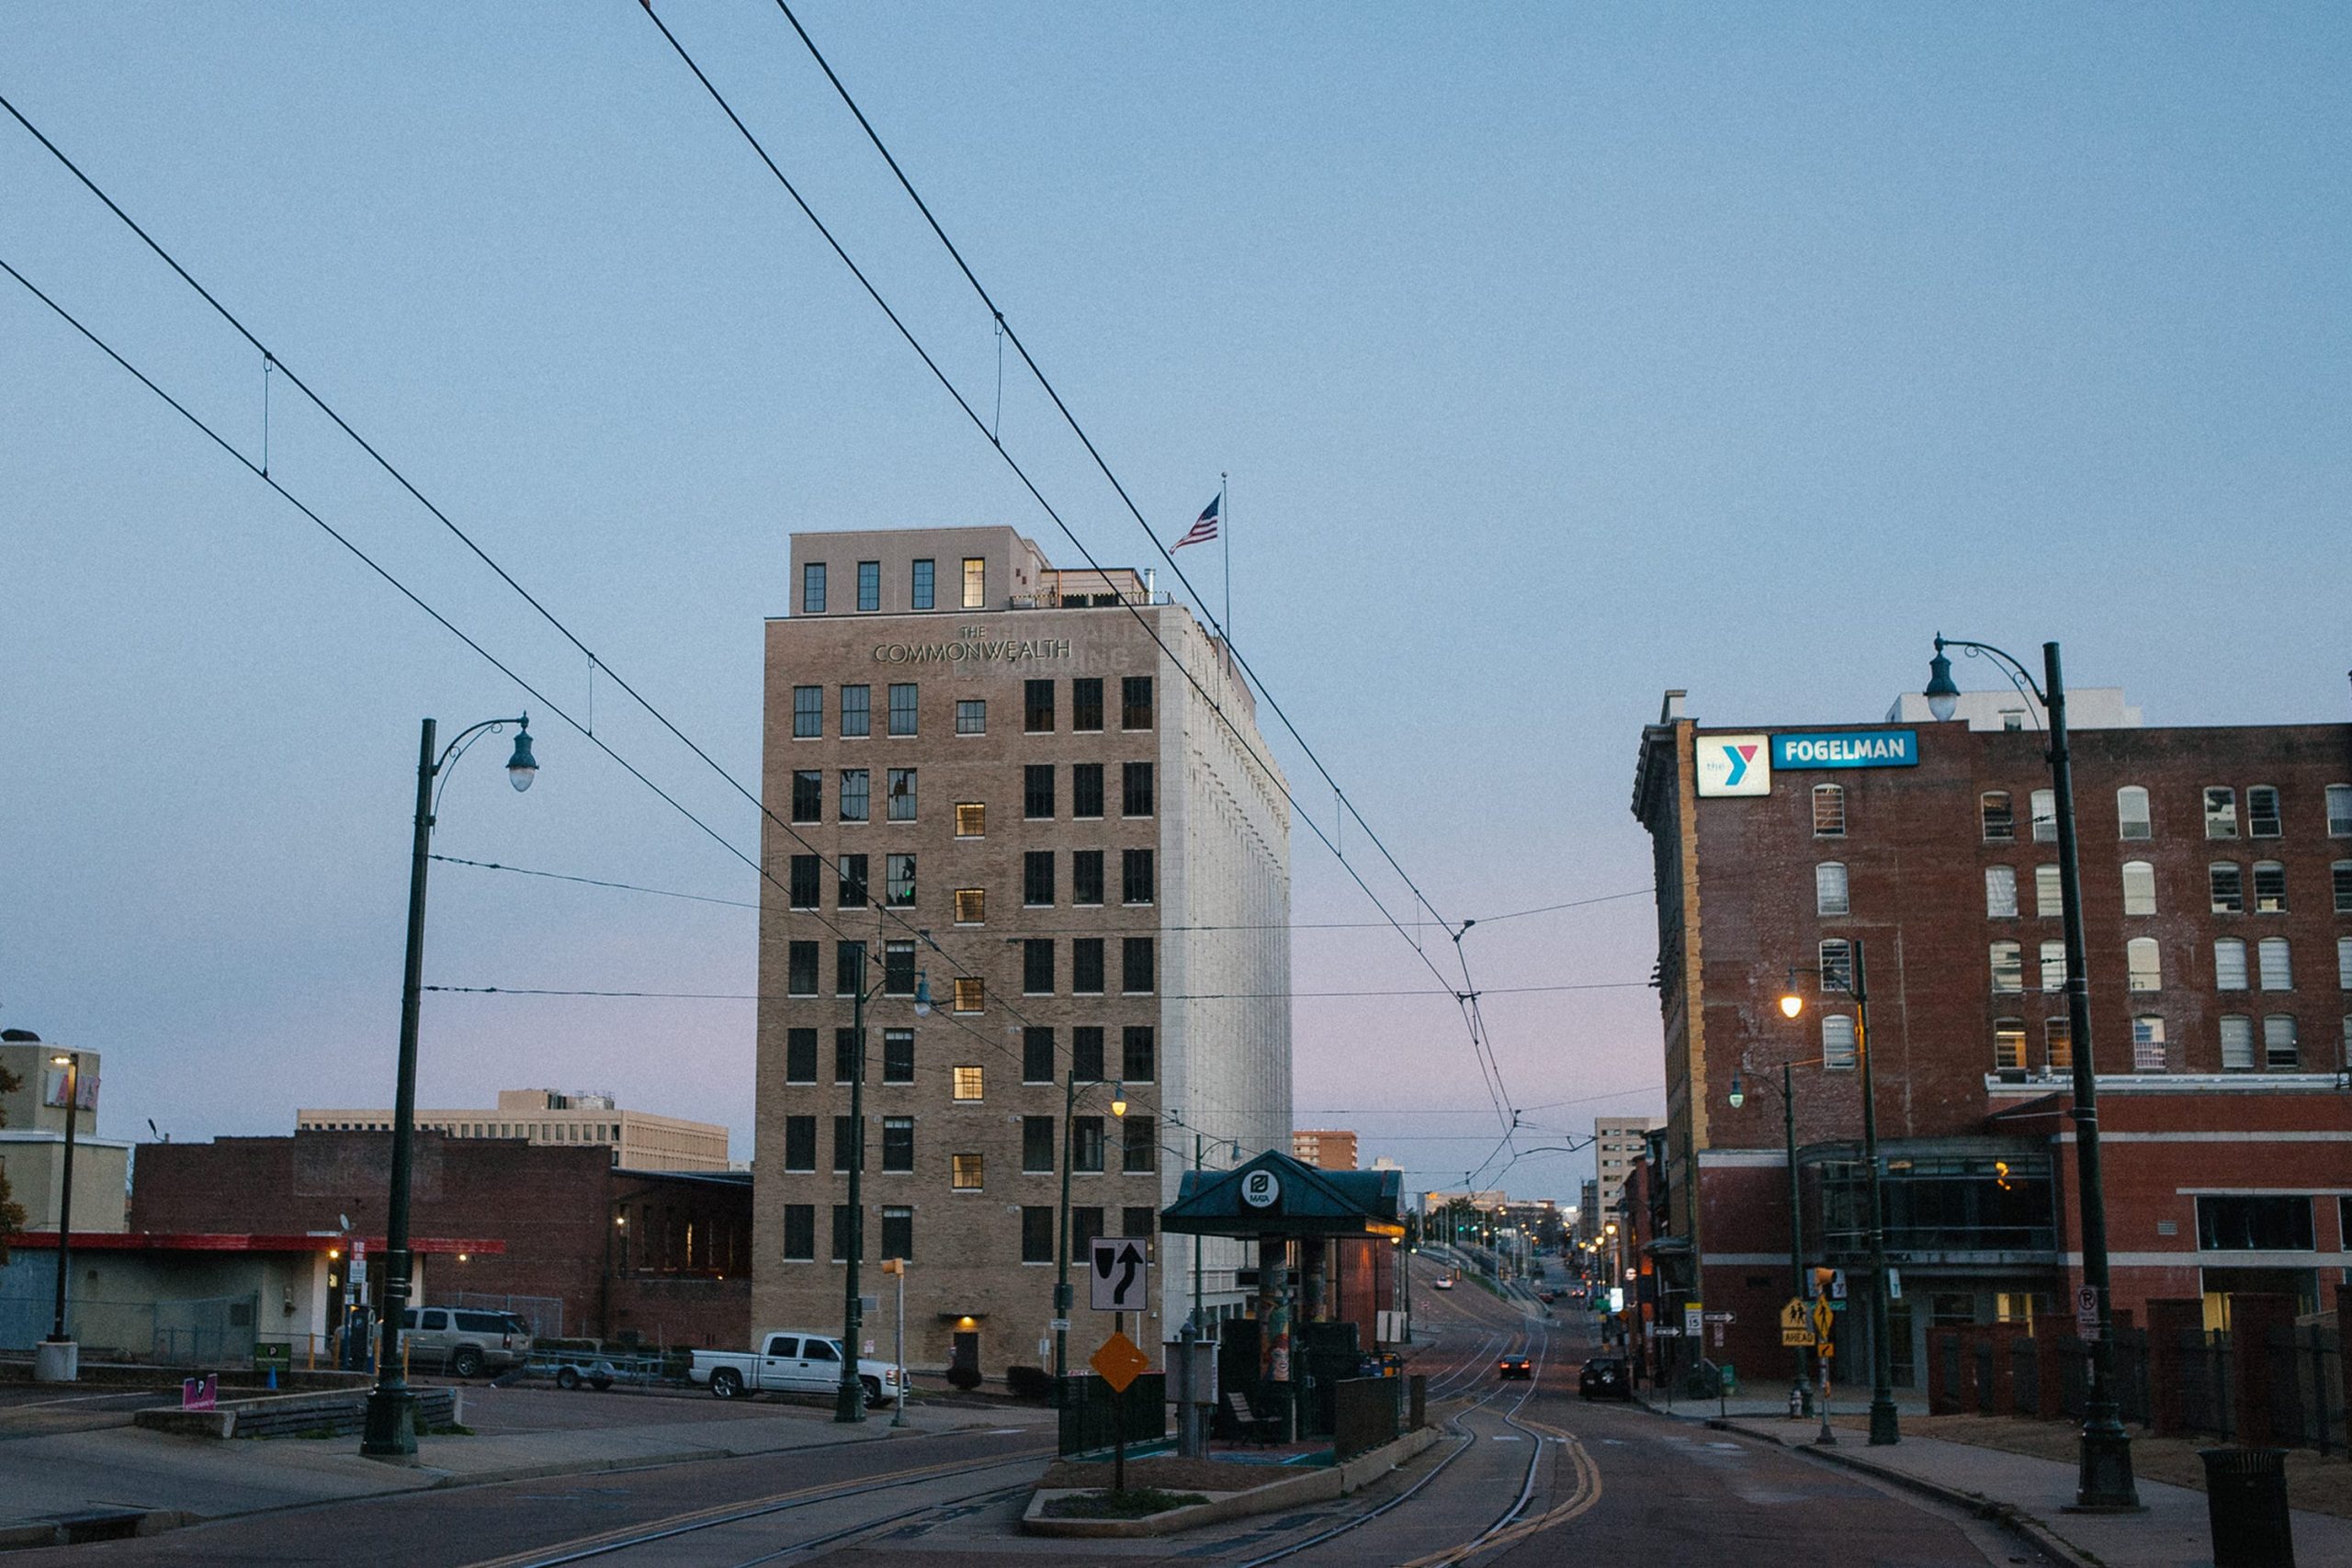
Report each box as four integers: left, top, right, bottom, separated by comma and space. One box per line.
689, 1330, 903, 1405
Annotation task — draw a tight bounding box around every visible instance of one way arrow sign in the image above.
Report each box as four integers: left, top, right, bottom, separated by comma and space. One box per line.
1089, 1237, 1150, 1312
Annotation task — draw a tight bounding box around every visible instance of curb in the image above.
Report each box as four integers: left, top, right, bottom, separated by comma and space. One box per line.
1704, 1418, 2097, 1568
1022, 1425, 1442, 1538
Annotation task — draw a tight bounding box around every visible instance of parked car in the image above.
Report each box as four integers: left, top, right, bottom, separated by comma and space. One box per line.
690, 1331, 903, 1405
401, 1306, 534, 1379
1497, 1354, 1533, 1381
1578, 1356, 1632, 1400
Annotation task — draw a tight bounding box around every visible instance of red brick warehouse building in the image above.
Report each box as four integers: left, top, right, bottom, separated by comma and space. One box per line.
1632, 678, 2351, 1386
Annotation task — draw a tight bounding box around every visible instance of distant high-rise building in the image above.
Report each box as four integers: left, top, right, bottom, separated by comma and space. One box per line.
1291, 1129, 1359, 1169
1592, 1116, 1657, 1222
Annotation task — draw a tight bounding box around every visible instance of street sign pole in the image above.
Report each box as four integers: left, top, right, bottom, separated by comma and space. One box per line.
1113, 1310, 1126, 1495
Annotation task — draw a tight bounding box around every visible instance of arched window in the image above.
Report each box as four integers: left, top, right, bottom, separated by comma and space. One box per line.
2214, 937, 2248, 989
1821, 1015, 1857, 1070
2256, 937, 2292, 991
2030, 789, 2057, 842
2252, 862, 2287, 914
2120, 861, 2156, 917
1980, 792, 2014, 842
1815, 862, 1849, 917
1812, 784, 1846, 837
2126, 937, 2162, 992
2247, 785, 2282, 839
2116, 786, 2152, 840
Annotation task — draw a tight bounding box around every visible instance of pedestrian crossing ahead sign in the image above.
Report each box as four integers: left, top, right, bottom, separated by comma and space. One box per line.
1779, 1297, 1815, 1348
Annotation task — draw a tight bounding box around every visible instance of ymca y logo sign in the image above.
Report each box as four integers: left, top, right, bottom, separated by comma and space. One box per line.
1695, 734, 1771, 797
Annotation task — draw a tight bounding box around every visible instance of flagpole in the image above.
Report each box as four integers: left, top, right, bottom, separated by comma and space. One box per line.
1219, 472, 1231, 653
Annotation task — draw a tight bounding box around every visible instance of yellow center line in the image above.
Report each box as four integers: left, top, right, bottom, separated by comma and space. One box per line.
1392, 1420, 1602, 1568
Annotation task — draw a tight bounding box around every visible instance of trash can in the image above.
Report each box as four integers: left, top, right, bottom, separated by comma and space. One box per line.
2199, 1448, 2293, 1568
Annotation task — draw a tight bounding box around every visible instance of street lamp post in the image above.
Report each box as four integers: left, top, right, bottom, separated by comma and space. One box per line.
1727, 1055, 1812, 1416
836, 950, 931, 1423
42, 1051, 83, 1377
1780, 938, 1898, 1445
361, 714, 537, 1461
1053, 1071, 1125, 1393
1925, 635, 2139, 1509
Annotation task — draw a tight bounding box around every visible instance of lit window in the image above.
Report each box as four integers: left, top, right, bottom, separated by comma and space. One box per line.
955, 803, 985, 838
2120, 861, 2156, 917
956, 699, 987, 736
2328, 784, 2352, 837
841, 684, 871, 738
951, 1066, 984, 1100
2204, 786, 2237, 840
2257, 936, 2292, 991
953, 976, 985, 1013
2116, 786, 2151, 840
1815, 863, 1849, 917
801, 561, 826, 615
2211, 863, 2244, 915
1993, 1020, 2026, 1072
2247, 786, 2281, 839
2126, 937, 2162, 993
2030, 789, 2056, 843
1985, 866, 2018, 918
888, 768, 917, 821
2215, 937, 2249, 990
2034, 864, 2063, 918
2040, 941, 2067, 993
2263, 1015, 2298, 1070
1981, 792, 2015, 842
2219, 1014, 2256, 1071
954, 887, 985, 925
857, 559, 880, 613
2132, 1014, 2166, 1072
1990, 941, 2024, 992
1812, 784, 1845, 837
951, 1153, 983, 1190
961, 557, 985, 610
2252, 862, 2287, 914
910, 558, 934, 611
1821, 1015, 1857, 1070
793, 685, 822, 739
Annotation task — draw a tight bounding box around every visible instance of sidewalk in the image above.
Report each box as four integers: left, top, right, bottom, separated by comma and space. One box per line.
0, 1394, 1047, 1548
1694, 1405, 2352, 1567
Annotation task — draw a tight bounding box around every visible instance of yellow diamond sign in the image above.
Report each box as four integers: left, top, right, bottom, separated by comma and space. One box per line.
1090, 1330, 1151, 1394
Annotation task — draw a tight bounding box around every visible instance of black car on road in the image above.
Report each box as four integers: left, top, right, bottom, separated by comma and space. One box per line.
1497, 1354, 1533, 1381
1578, 1356, 1633, 1400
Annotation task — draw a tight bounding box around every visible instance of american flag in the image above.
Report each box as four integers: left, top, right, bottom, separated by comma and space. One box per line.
1172, 494, 1220, 549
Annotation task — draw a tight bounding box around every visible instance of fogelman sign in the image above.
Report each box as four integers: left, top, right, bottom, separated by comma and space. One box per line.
1770, 730, 1917, 770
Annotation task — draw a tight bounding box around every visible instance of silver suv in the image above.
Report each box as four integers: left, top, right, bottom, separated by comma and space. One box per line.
401, 1306, 533, 1378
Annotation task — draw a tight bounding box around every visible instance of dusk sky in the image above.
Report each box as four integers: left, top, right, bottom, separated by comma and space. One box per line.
6, 5, 2346, 1204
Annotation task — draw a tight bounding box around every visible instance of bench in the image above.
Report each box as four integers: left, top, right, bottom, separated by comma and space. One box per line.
1223, 1389, 1283, 1447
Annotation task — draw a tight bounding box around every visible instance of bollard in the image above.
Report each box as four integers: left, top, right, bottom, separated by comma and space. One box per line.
2200, 1448, 2293, 1568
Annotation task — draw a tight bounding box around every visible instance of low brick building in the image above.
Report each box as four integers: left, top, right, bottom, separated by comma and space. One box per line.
130, 1130, 750, 1348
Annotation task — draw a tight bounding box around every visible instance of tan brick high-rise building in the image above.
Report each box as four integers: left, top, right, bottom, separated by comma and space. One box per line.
754, 526, 1291, 1380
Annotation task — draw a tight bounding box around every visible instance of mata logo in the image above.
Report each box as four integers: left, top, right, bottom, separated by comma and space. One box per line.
1695, 733, 1771, 797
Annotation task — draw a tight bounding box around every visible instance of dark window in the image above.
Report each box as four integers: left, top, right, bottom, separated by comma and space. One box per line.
1024, 765, 1056, 819
1073, 852, 1105, 906
783, 1115, 816, 1171
832, 1114, 862, 1173
1023, 1115, 1056, 1172
856, 560, 880, 613
1073, 939, 1105, 994
1021, 1206, 1054, 1263
1122, 936, 1156, 994
782, 1204, 815, 1261
1982, 792, 2015, 842
786, 1028, 818, 1083
840, 769, 869, 821
1123, 1115, 1157, 1173
1122, 1206, 1156, 1240
887, 768, 917, 820
1023, 1026, 1056, 1083
880, 1206, 912, 1261
1071, 1207, 1105, 1253
787, 941, 819, 996
2211, 862, 2243, 914
792, 771, 822, 823
884, 941, 915, 995
1071, 677, 1104, 731
888, 682, 918, 736
1023, 851, 1055, 906
910, 558, 934, 610
841, 684, 871, 738
790, 854, 822, 908
793, 685, 823, 739
2196, 1193, 2313, 1251
801, 561, 826, 615
831, 1203, 858, 1262
882, 1117, 914, 1173
1072, 1114, 1105, 1175
833, 1027, 863, 1083
1023, 939, 1055, 995
883, 1028, 914, 1083
1072, 1026, 1106, 1082
2248, 785, 2282, 838
886, 853, 916, 908
1122, 1025, 1156, 1083
1122, 761, 1155, 817
1121, 676, 1154, 730
1072, 762, 1105, 818
835, 942, 865, 996
1123, 848, 1156, 905
1024, 679, 1056, 733
838, 854, 869, 908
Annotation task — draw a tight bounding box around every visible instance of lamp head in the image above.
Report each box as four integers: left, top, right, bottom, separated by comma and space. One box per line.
1779, 990, 1804, 1020
1109, 1081, 1127, 1118
51, 1053, 72, 1067
1924, 637, 1961, 722
911, 972, 932, 1017
1726, 1070, 1745, 1110
506, 718, 538, 792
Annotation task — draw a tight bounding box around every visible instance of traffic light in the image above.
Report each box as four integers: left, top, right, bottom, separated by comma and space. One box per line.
1812, 1266, 1836, 1300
